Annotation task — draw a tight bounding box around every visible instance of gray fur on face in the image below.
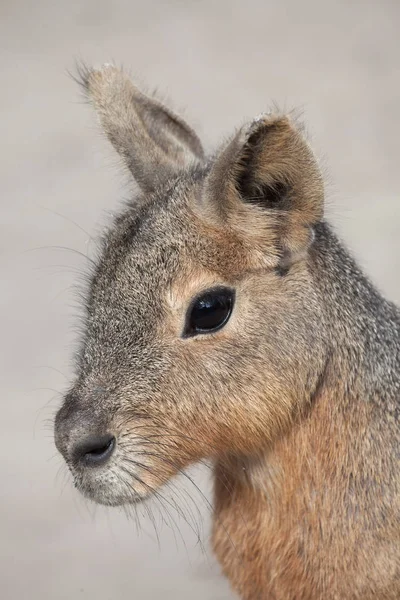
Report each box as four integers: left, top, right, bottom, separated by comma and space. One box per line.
54, 64, 399, 598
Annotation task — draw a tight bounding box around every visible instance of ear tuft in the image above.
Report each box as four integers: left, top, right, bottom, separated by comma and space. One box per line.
84, 63, 127, 105
70, 60, 97, 95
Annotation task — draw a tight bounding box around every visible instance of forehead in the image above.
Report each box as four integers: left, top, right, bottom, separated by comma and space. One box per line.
91, 182, 196, 302
89, 177, 251, 310
78, 176, 269, 374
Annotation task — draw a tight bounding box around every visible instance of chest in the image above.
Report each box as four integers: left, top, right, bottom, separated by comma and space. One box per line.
213, 462, 321, 600
211, 407, 398, 599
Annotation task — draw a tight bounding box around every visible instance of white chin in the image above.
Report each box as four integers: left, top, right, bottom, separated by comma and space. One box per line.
74, 475, 146, 506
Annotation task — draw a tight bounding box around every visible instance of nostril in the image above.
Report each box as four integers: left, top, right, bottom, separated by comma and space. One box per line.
73, 434, 116, 467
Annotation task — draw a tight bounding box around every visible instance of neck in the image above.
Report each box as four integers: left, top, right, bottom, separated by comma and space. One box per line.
310, 221, 400, 404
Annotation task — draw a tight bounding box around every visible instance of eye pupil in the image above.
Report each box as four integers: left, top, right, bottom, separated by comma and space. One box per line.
184, 287, 234, 337
191, 295, 227, 329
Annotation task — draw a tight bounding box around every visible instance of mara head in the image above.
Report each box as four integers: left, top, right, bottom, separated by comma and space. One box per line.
55, 64, 326, 506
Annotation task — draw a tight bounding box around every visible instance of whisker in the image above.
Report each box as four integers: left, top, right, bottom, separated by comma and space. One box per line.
123, 450, 237, 558
122, 459, 202, 556
33, 365, 69, 380
120, 426, 248, 529
26, 245, 96, 268
119, 465, 163, 550
38, 205, 96, 244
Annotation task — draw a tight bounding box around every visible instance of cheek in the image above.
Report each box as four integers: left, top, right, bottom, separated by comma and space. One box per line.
146, 278, 304, 458
154, 352, 254, 453
161, 332, 301, 454
116, 416, 210, 492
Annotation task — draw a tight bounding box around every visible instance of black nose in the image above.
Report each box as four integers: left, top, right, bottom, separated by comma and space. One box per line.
72, 434, 116, 467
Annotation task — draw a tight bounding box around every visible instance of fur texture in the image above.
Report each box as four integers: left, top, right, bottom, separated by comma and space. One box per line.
55, 64, 400, 599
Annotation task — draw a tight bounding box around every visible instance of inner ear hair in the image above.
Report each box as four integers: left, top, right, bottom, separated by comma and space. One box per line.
237, 177, 292, 211
235, 122, 293, 209
231, 115, 323, 264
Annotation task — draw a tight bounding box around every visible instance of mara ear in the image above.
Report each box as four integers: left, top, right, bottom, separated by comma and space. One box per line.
78, 64, 205, 194
202, 113, 324, 265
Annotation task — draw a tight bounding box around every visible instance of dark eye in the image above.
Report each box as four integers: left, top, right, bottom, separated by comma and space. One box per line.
183, 287, 235, 337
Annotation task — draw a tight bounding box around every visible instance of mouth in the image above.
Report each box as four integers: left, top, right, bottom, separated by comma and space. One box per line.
56, 421, 186, 507
71, 465, 151, 506
67, 442, 171, 507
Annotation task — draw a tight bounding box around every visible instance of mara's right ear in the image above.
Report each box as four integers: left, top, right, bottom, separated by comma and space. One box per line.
202, 114, 324, 265
78, 64, 205, 194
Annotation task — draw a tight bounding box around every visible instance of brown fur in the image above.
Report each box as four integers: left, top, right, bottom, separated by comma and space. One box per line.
55, 64, 400, 599
214, 383, 399, 599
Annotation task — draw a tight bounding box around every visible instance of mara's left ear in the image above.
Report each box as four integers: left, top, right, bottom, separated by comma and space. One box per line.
78, 64, 205, 194
202, 114, 324, 266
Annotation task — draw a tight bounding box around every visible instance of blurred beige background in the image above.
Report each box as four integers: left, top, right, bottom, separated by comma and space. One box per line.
1, 1, 399, 598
